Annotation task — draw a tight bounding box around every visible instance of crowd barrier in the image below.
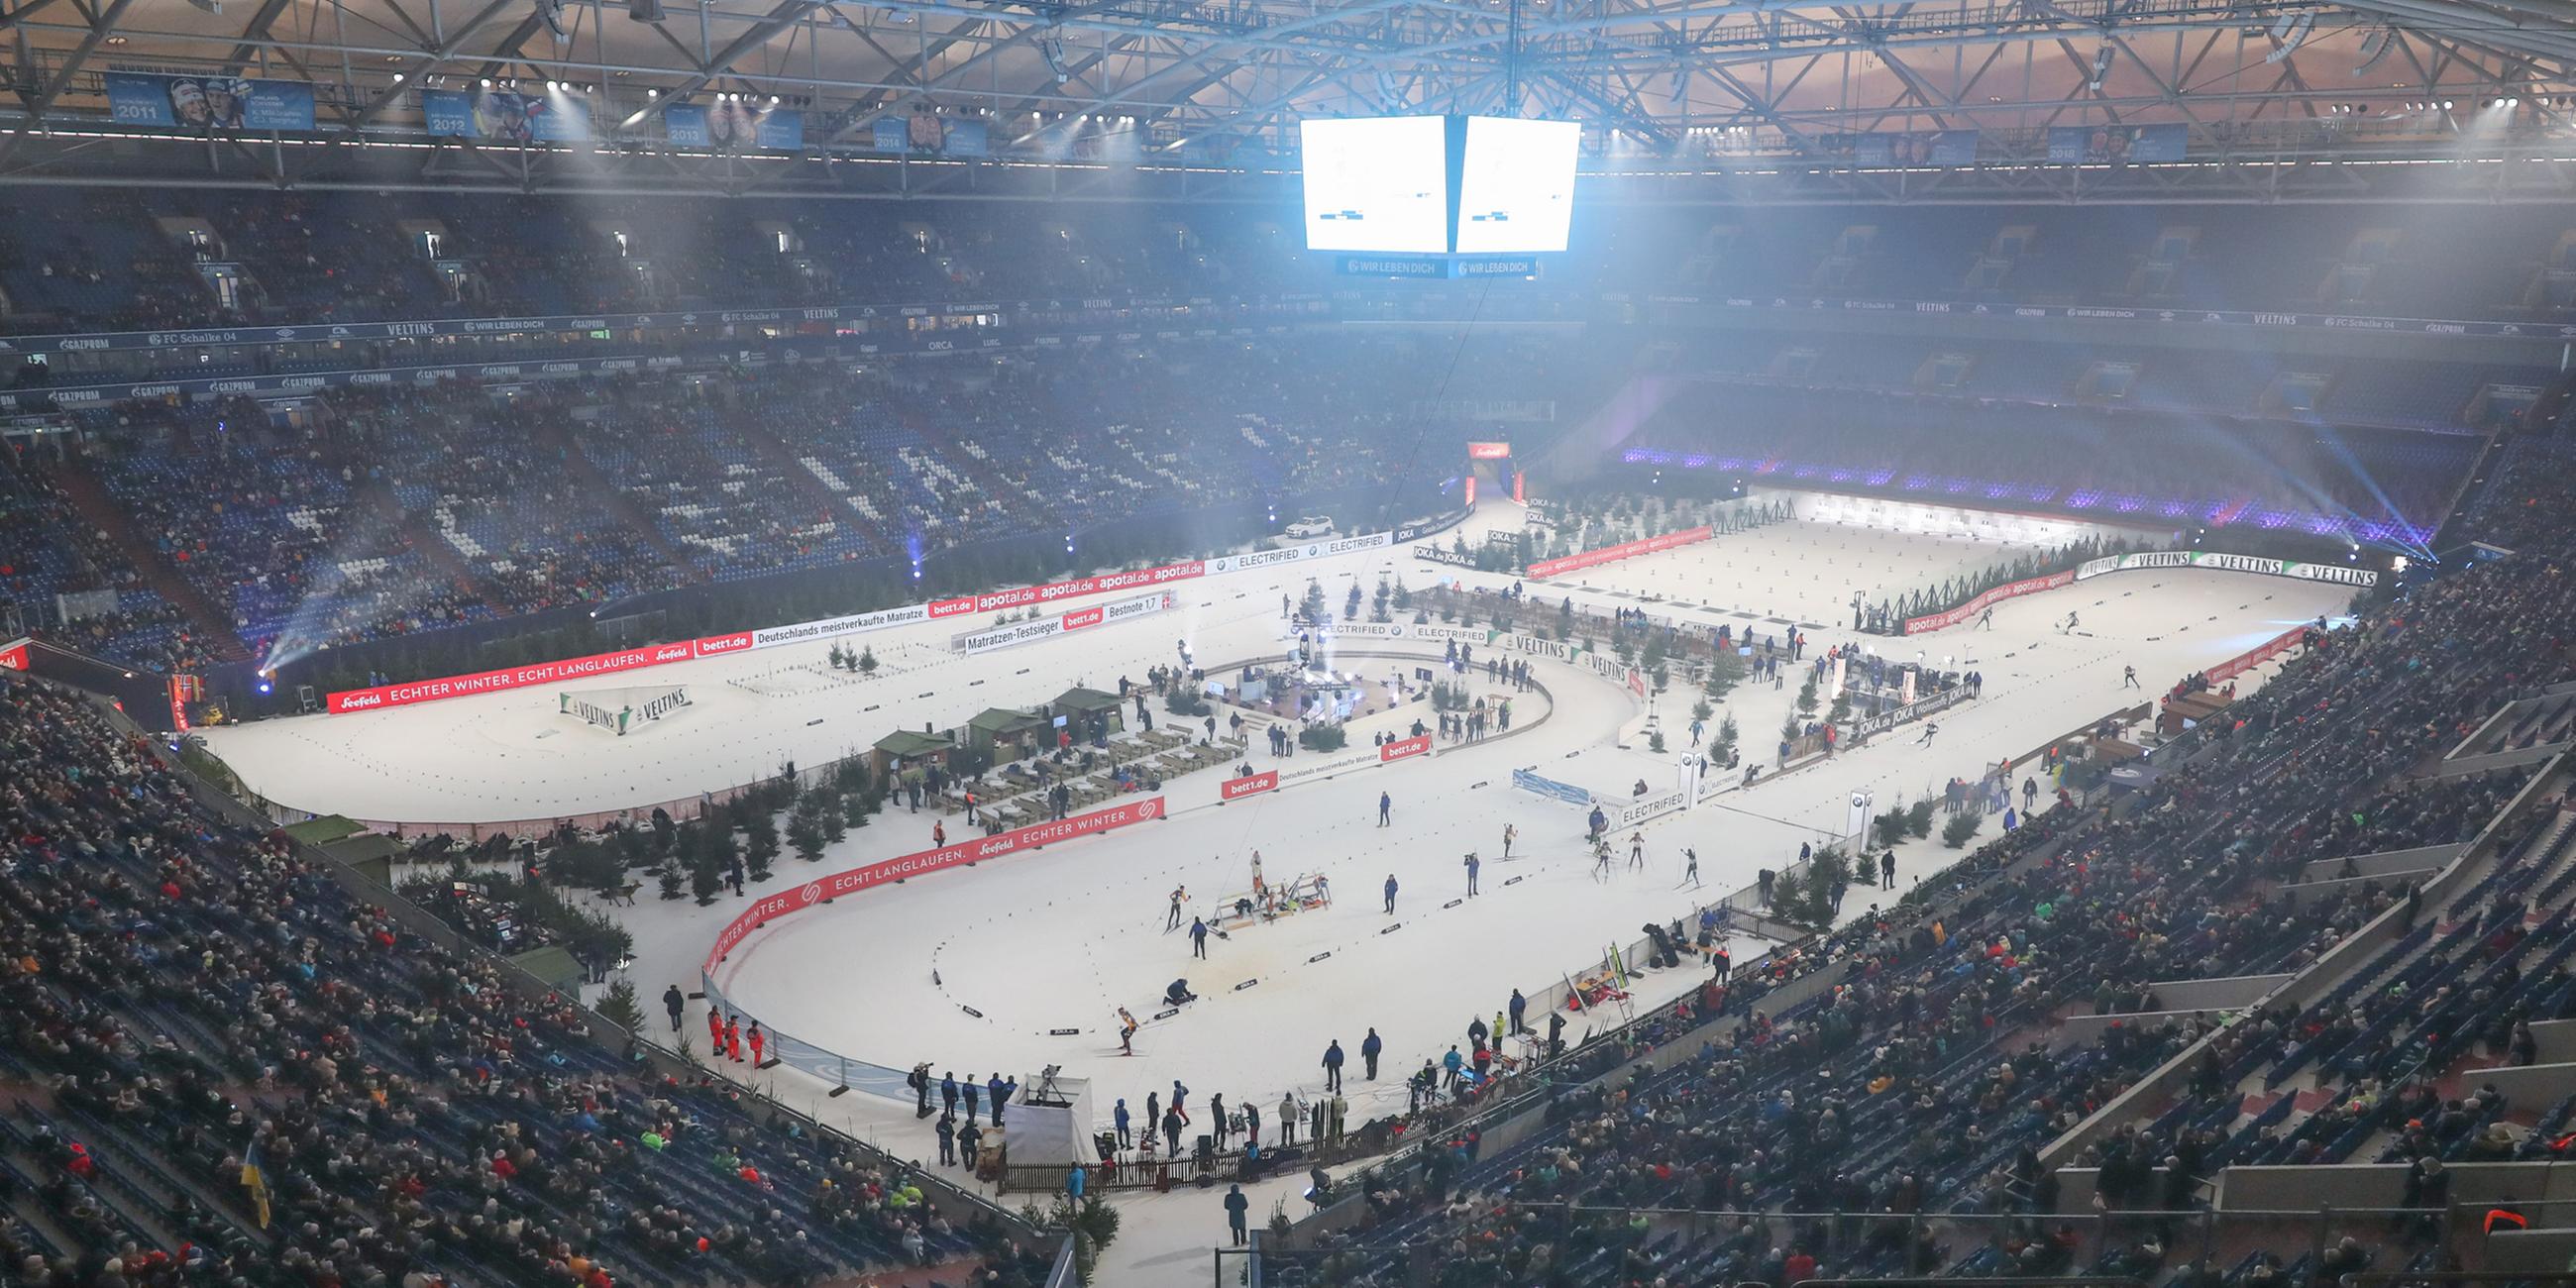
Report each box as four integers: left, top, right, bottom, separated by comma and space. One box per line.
1526, 525, 1714, 580
325, 529, 1415, 714
1902, 570, 2075, 634
694, 798, 1170, 1101
1901, 547, 2379, 636
2205, 625, 2311, 687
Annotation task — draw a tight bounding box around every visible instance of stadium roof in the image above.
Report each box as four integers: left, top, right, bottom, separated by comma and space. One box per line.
5, 0, 2576, 200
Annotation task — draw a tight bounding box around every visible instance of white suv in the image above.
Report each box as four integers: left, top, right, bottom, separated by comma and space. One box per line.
1284, 515, 1337, 538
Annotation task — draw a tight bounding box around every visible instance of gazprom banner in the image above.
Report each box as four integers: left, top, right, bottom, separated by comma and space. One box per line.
665, 102, 804, 150
105, 72, 315, 131
422, 88, 591, 143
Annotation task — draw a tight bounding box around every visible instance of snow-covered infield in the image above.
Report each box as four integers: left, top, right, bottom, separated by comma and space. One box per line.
204, 495, 2358, 1192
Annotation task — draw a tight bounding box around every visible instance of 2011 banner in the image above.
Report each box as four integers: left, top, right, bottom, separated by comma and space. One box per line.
105, 72, 315, 131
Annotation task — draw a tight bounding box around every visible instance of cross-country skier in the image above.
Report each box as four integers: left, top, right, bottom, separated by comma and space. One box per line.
1628, 831, 1647, 870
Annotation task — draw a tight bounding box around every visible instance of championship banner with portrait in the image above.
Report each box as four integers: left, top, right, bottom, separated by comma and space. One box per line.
105, 72, 316, 132
422, 88, 592, 143
2047, 122, 2187, 163
665, 102, 804, 150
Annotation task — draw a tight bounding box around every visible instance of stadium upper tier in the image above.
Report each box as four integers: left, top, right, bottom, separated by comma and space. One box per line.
12, 194, 2576, 336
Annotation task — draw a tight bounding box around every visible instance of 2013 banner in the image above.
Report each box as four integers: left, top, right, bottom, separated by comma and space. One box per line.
665, 102, 804, 150
105, 72, 315, 131
422, 88, 592, 143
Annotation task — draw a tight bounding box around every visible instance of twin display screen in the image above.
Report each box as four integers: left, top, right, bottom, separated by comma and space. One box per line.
1300, 115, 1579, 256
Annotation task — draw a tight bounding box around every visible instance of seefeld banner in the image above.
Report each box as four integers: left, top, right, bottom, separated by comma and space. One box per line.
327, 524, 1405, 713
2075, 549, 2378, 589
703, 797, 1163, 973
951, 590, 1175, 655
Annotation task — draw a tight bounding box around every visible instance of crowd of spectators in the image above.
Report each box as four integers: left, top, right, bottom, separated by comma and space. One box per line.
0, 446, 203, 670
0, 672, 1051, 1287
1283, 422, 2576, 1286
16, 195, 2576, 338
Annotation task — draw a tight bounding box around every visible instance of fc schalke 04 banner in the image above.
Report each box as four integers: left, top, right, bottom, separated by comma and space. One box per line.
105, 72, 315, 131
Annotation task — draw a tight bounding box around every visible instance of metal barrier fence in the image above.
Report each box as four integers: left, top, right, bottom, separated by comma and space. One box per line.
1225, 1204, 2468, 1288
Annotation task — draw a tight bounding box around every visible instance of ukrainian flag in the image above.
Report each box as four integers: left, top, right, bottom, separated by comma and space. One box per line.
240, 1136, 270, 1230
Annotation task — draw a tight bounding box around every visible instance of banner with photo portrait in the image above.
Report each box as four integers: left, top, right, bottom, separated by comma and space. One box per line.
1817, 130, 1978, 167
421, 88, 592, 144
105, 71, 315, 132
664, 102, 805, 150
2047, 122, 2187, 163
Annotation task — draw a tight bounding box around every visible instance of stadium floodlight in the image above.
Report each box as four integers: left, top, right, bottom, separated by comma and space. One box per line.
628, 0, 665, 21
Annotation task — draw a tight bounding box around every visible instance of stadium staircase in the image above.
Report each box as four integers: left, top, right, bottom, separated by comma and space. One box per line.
535, 420, 708, 584
46, 456, 253, 666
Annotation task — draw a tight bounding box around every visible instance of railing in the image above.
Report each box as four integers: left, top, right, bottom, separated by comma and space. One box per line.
1228, 1204, 2467, 1287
